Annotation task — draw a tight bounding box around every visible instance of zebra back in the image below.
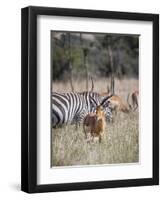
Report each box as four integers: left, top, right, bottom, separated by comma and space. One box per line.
52, 91, 112, 128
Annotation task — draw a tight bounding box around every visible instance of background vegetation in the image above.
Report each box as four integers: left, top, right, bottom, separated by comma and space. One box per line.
52, 32, 139, 91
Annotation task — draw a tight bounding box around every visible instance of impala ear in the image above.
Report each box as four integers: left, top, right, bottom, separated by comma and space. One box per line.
101, 95, 112, 107
103, 100, 110, 108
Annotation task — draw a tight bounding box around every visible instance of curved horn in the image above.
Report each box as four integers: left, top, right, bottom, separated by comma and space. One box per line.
100, 94, 113, 106
90, 76, 94, 92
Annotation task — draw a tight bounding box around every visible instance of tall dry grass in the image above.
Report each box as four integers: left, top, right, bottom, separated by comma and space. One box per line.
52, 78, 138, 98
51, 78, 139, 167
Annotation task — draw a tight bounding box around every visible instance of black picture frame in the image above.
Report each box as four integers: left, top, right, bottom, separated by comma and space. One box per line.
21, 6, 159, 193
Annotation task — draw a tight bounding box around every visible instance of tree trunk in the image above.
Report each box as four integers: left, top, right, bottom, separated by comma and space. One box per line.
80, 33, 89, 91
69, 63, 74, 92
108, 45, 115, 95
67, 33, 74, 92
84, 53, 89, 91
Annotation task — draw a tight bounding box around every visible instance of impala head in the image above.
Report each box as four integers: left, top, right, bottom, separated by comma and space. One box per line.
127, 93, 133, 111
90, 95, 112, 114
127, 91, 139, 111
131, 90, 139, 111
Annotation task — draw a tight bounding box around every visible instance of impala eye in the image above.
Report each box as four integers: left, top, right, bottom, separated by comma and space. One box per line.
103, 101, 109, 108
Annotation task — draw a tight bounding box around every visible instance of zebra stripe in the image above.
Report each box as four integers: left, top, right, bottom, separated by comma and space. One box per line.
52, 92, 85, 127
52, 92, 112, 127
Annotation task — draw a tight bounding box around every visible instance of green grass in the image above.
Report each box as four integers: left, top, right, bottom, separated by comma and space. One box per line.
52, 111, 139, 167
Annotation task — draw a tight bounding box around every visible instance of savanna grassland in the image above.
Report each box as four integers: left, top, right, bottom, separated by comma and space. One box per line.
51, 78, 139, 167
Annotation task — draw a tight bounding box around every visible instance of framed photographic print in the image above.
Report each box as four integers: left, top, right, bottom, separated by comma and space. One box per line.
21, 6, 159, 193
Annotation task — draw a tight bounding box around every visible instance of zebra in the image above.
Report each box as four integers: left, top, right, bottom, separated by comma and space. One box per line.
52, 91, 112, 128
